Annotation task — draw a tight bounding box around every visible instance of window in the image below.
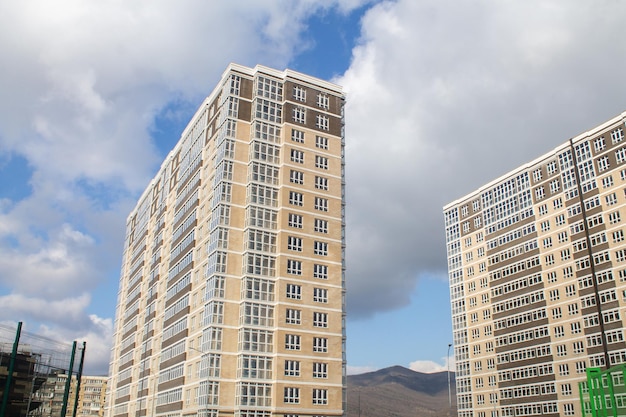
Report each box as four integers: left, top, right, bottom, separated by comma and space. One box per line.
573, 341, 584, 354
538, 204, 548, 215
313, 288, 328, 303
613, 230, 624, 242
535, 186, 545, 199
314, 219, 328, 234
541, 220, 550, 232
563, 266, 573, 279
312, 389, 328, 405
290, 170, 304, 184
255, 99, 282, 123
556, 214, 566, 226
316, 115, 329, 131
314, 241, 328, 256
571, 322, 582, 334
609, 210, 621, 224
603, 175, 614, 188
293, 106, 306, 123
611, 127, 624, 144
291, 149, 304, 163
288, 213, 303, 229
313, 264, 328, 279
547, 161, 558, 175
293, 85, 306, 102
555, 326, 565, 338
289, 191, 303, 206
315, 176, 329, 191
594, 137, 606, 152
568, 303, 579, 315
565, 284, 576, 297
559, 363, 570, 376
313, 312, 328, 328
561, 249, 571, 261
316, 135, 329, 149
549, 289, 560, 301
313, 337, 328, 352
315, 155, 329, 169
286, 284, 301, 300
550, 179, 560, 193
533, 169, 543, 182
546, 272, 557, 285
554, 198, 563, 209
285, 360, 300, 377
287, 260, 302, 275
552, 307, 562, 319
598, 156, 610, 172
286, 309, 301, 325
284, 387, 300, 403
564, 403, 575, 416
291, 129, 305, 143
315, 197, 329, 212
247, 206, 277, 230
557, 344, 567, 357
313, 362, 328, 378
288, 236, 303, 252
257, 76, 283, 100
251, 161, 279, 185
317, 93, 329, 109
285, 334, 301, 350
248, 184, 278, 207
545, 254, 554, 265
606, 192, 618, 206
543, 237, 552, 248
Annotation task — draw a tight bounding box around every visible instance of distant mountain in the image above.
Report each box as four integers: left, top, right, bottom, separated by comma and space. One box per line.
347, 366, 456, 417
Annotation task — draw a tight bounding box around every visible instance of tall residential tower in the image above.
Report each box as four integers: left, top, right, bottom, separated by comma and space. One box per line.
444, 112, 626, 417
107, 64, 346, 417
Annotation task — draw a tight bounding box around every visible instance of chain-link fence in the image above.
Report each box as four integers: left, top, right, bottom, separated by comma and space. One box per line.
0, 322, 86, 417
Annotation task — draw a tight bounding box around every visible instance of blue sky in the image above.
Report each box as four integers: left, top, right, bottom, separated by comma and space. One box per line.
1, 0, 626, 376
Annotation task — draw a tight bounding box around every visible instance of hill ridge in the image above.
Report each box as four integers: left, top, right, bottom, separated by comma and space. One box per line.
346, 365, 456, 417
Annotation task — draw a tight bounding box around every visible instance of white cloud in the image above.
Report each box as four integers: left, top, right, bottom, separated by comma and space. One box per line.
347, 365, 378, 375
0, 0, 370, 375
2, 0, 626, 375
54, 315, 114, 376
339, 0, 626, 318
409, 353, 455, 374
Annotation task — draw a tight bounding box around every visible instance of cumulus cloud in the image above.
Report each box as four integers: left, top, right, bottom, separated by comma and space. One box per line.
0, 0, 370, 375
339, 0, 626, 318
2, 0, 626, 375
409, 355, 455, 374
347, 365, 378, 376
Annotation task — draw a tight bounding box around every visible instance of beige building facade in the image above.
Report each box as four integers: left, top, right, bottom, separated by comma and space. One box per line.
106, 64, 346, 417
31, 374, 107, 417
444, 112, 626, 417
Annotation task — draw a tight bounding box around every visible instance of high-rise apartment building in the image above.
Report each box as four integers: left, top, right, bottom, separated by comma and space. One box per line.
444, 112, 626, 417
107, 64, 346, 417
